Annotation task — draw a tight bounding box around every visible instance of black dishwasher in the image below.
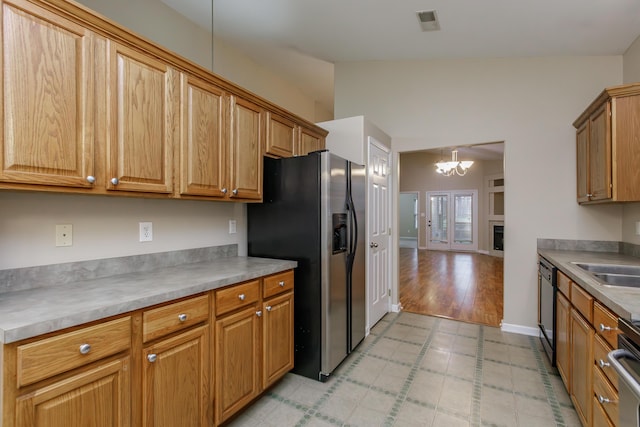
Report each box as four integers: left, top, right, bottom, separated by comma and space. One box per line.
538, 256, 557, 366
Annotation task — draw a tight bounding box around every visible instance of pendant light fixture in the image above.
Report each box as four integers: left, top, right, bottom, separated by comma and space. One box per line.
435, 149, 474, 176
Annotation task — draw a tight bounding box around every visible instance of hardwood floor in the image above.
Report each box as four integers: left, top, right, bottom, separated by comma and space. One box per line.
399, 248, 504, 327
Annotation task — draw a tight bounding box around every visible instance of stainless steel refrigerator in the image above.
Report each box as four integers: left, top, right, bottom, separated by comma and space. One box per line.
247, 150, 366, 382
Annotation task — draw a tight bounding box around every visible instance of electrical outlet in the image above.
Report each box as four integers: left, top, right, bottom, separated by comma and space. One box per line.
229, 219, 237, 234
139, 222, 153, 242
55, 224, 73, 247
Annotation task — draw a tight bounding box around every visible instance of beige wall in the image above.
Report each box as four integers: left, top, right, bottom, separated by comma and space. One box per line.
400, 152, 499, 251
335, 56, 624, 331
0, 0, 328, 270
623, 35, 640, 84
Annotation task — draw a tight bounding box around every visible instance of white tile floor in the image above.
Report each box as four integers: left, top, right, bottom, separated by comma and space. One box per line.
225, 312, 581, 427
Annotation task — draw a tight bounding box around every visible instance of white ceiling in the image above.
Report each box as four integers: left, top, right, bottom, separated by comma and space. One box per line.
159, 0, 640, 117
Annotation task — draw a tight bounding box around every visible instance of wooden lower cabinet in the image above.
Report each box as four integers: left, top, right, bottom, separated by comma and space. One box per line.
215, 305, 261, 425
571, 308, 594, 427
593, 396, 615, 427
263, 291, 294, 389
15, 356, 131, 427
556, 291, 571, 390
142, 325, 210, 427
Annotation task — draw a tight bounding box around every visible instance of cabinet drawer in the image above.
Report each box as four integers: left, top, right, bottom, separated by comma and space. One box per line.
557, 270, 571, 298
593, 364, 619, 425
263, 270, 294, 299
594, 301, 619, 348
594, 334, 618, 391
143, 294, 209, 343
593, 395, 615, 427
216, 280, 260, 316
571, 282, 593, 323
17, 316, 131, 387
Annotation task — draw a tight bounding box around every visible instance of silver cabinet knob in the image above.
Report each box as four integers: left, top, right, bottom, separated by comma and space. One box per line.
178, 313, 187, 322
110, 177, 119, 185
79, 343, 91, 355
238, 293, 246, 301
147, 354, 157, 363
599, 359, 610, 368
266, 306, 272, 312
256, 310, 262, 317
598, 395, 613, 404
279, 281, 285, 287
221, 188, 228, 194
232, 189, 238, 195
587, 193, 594, 198
600, 323, 615, 332
86, 175, 96, 184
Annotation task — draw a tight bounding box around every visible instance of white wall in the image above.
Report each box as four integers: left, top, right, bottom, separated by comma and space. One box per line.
623, 35, 640, 84
334, 56, 624, 330
76, 0, 319, 122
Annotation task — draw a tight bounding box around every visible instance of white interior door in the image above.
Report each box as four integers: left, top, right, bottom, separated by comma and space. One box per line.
426, 190, 478, 252
368, 138, 391, 329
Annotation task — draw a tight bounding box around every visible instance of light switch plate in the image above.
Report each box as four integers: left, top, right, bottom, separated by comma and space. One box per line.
229, 220, 237, 234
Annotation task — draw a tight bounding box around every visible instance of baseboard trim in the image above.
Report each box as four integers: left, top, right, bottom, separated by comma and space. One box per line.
477, 250, 490, 255
391, 303, 402, 313
501, 322, 539, 337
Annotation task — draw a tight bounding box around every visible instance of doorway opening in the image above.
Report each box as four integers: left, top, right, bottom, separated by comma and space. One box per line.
399, 192, 419, 249
398, 142, 505, 327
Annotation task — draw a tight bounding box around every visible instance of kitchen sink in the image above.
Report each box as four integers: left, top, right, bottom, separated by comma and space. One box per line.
593, 273, 640, 288
572, 262, 640, 288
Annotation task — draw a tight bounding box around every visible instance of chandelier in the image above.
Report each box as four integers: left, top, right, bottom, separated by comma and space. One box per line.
435, 149, 474, 176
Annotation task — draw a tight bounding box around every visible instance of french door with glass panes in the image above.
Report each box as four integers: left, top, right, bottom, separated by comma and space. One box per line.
426, 190, 478, 251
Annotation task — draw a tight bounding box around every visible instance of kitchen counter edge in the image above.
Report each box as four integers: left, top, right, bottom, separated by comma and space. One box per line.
538, 249, 640, 321
0, 256, 297, 343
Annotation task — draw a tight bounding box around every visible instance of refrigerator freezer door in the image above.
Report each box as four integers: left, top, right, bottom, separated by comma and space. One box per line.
349, 162, 367, 351
321, 153, 349, 377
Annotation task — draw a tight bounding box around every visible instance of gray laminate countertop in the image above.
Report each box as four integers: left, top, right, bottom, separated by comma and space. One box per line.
0, 256, 296, 343
538, 249, 640, 321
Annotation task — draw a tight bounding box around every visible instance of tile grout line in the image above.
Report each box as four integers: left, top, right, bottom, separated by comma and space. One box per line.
384, 316, 442, 426
527, 335, 566, 427
470, 325, 484, 427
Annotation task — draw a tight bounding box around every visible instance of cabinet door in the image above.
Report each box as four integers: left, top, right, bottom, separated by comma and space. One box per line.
570, 309, 594, 427
179, 73, 228, 197
576, 121, 589, 203
556, 291, 571, 390
297, 126, 325, 156
107, 42, 177, 194
142, 325, 209, 427
589, 102, 612, 201
229, 96, 263, 200
15, 357, 130, 427
215, 305, 261, 425
1, 0, 95, 188
263, 291, 294, 389
266, 113, 296, 158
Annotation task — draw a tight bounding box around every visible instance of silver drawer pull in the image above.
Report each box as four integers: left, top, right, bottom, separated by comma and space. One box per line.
147, 354, 157, 363
599, 359, 610, 368
256, 310, 262, 317
178, 313, 187, 322
600, 323, 616, 332
279, 281, 285, 287
238, 294, 246, 301
598, 395, 615, 404
266, 306, 272, 312
79, 343, 91, 355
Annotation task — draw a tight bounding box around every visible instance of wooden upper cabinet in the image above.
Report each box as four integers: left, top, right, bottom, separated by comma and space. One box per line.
179, 73, 228, 198
297, 125, 325, 156
229, 96, 263, 201
574, 83, 640, 203
106, 42, 177, 194
1, 0, 95, 188
265, 112, 296, 158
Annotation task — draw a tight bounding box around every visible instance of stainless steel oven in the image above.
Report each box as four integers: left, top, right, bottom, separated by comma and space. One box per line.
538, 256, 557, 366
609, 317, 640, 427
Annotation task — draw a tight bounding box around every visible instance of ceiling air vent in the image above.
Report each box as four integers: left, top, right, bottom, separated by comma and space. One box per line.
416, 10, 440, 32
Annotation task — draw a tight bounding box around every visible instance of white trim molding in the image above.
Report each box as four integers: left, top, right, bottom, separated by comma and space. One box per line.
501, 322, 539, 337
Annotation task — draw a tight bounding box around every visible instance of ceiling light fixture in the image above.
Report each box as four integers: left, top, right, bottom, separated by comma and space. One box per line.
435, 149, 474, 176
416, 10, 440, 31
